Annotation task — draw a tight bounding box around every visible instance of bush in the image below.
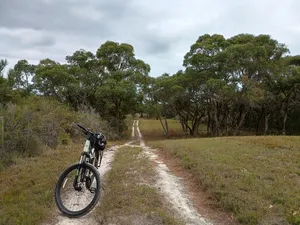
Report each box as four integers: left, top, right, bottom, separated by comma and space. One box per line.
74, 105, 120, 140
0, 97, 120, 168
0, 97, 77, 166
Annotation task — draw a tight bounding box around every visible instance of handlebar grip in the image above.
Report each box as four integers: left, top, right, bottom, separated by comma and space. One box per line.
76, 123, 88, 133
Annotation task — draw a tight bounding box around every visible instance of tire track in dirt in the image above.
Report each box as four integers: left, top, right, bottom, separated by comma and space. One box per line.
46, 131, 137, 225
135, 120, 213, 225
48, 120, 214, 225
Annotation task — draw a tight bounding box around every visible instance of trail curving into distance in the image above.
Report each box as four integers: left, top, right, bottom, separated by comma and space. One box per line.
134, 120, 213, 225
47, 120, 213, 225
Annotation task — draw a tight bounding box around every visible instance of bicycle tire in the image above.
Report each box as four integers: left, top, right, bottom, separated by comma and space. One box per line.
55, 163, 101, 217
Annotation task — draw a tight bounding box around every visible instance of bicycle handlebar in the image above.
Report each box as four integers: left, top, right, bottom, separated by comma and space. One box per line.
75, 123, 104, 139
75, 123, 93, 136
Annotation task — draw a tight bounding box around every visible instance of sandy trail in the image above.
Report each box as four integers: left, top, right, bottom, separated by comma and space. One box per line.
48, 145, 120, 225
49, 122, 141, 225
49, 120, 213, 225
135, 120, 213, 225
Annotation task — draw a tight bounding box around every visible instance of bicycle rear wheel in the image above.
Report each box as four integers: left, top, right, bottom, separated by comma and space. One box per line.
55, 163, 101, 217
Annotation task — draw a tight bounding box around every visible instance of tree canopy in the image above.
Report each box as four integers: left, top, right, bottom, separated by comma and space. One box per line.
1, 34, 300, 136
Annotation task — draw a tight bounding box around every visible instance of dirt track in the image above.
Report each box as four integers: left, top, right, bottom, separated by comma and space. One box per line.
47, 120, 215, 225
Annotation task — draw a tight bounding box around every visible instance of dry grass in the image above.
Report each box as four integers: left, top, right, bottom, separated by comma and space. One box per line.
140, 119, 300, 225
138, 118, 206, 140
0, 144, 80, 225
0, 140, 120, 225
94, 146, 184, 225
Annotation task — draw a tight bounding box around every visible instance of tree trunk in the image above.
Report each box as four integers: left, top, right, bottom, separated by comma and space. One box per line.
180, 116, 188, 132
264, 114, 270, 135
158, 117, 166, 135
207, 113, 211, 137
225, 115, 229, 136
256, 109, 264, 135
164, 117, 169, 136
158, 116, 169, 136
282, 112, 287, 135
209, 110, 216, 136
280, 101, 288, 135
234, 106, 247, 136
191, 117, 201, 136
213, 104, 220, 137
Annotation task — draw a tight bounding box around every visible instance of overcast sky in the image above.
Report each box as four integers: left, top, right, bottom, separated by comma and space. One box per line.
0, 0, 300, 77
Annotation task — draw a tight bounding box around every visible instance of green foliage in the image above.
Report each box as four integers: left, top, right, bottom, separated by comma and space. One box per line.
288, 215, 300, 225
2, 33, 300, 139
34, 59, 76, 101
168, 33, 300, 136
0, 76, 12, 104
0, 97, 75, 165
0, 96, 118, 168
0, 59, 8, 75
7, 59, 35, 95
0, 59, 12, 104
93, 41, 150, 133
75, 105, 119, 140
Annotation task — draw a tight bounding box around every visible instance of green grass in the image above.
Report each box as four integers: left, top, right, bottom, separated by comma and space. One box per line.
143, 133, 300, 225
0, 144, 80, 225
0, 140, 120, 225
94, 146, 184, 225
138, 118, 207, 140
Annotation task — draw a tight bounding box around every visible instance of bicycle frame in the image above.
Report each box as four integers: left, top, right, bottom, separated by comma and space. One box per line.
55, 123, 104, 217
73, 139, 93, 189
73, 129, 103, 190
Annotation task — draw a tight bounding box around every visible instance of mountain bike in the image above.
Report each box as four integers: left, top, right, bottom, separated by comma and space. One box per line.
55, 123, 107, 217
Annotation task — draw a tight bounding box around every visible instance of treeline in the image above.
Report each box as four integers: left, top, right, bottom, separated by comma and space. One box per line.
144, 34, 300, 137
1, 41, 150, 133
1, 34, 300, 149
0, 41, 150, 166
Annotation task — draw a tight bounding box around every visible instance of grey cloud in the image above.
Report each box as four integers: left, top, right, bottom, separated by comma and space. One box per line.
0, 0, 141, 37
0, 29, 55, 48
1, 0, 300, 77
26, 36, 56, 47
144, 39, 172, 55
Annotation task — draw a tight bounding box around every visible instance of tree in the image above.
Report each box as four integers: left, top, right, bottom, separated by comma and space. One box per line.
34, 59, 76, 102
0, 59, 8, 76
264, 56, 300, 134
0, 59, 12, 104
65, 49, 103, 109
95, 41, 150, 133
7, 60, 36, 95
221, 34, 289, 135
181, 34, 228, 136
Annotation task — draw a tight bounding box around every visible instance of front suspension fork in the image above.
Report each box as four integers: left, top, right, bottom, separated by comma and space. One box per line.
73, 155, 86, 190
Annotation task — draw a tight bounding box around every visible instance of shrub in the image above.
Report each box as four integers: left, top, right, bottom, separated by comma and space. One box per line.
0, 96, 76, 166
0, 97, 120, 168
74, 105, 120, 140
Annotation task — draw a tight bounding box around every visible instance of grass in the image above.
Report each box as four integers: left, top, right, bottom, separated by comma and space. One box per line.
0, 140, 120, 225
139, 119, 300, 225
94, 146, 184, 225
0, 144, 80, 225
138, 118, 207, 140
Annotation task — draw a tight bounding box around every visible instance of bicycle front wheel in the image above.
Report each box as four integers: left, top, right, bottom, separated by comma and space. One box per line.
55, 163, 101, 217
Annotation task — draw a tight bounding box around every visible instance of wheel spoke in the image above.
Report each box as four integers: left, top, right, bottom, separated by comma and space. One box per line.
55, 163, 101, 217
